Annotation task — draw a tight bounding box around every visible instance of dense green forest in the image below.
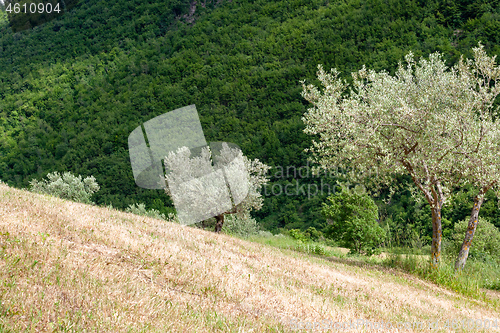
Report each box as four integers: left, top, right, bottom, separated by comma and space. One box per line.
1, 0, 499, 245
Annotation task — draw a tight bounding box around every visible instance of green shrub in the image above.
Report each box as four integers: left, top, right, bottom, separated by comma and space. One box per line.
222, 214, 259, 238
126, 203, 166, 220
29, 171, 99, 204
304, 227, 322, 241
312, 244, 327, 255
323, 187, 386, 255
288, 229, 308, 242
287, 227, 323, 243
451, 217, 500, 262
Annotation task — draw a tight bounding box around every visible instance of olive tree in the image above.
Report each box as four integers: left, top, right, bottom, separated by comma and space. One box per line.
453, 46, 500, 270
302, 45, 500, 268
163, 142, 270, 233
455, 148, 500, 271
29, 171, 100, 204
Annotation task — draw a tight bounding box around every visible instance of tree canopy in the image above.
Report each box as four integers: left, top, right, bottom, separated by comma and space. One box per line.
163, 142, 270, 232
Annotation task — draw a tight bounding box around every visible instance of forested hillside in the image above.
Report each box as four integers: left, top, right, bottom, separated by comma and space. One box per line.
1, 0, 499, 241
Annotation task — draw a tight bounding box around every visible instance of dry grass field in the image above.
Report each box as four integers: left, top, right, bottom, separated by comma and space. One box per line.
0, 182, 499, 332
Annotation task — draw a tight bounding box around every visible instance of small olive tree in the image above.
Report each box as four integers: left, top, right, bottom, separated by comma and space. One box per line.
302, 45, 500, 268
29, 171, 100, 204
163, 143, 270, 233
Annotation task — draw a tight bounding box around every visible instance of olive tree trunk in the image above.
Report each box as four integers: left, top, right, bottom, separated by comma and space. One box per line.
455, 182, 496, 271
454, 195, 484, 271
214, 214, 225, 233
430, 206, 443, 268
404, 170, 445, 268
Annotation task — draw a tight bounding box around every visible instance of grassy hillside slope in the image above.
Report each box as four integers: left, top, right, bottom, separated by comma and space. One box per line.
0, 183, 499, 332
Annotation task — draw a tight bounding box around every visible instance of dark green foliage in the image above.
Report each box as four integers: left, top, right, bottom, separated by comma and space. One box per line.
435, 0, 500, 29
288, 229, 308, 243
0, 0, 499, 235
375, 178, 434, 248
303, 226, 322, 241
288, 226, 323, 242
323, 188, 386, 255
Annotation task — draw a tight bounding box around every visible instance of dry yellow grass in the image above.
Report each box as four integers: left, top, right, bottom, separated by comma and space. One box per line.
0, 182, 499, 332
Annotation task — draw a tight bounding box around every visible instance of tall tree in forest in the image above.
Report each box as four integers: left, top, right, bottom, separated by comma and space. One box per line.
302, 44, 500, 268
